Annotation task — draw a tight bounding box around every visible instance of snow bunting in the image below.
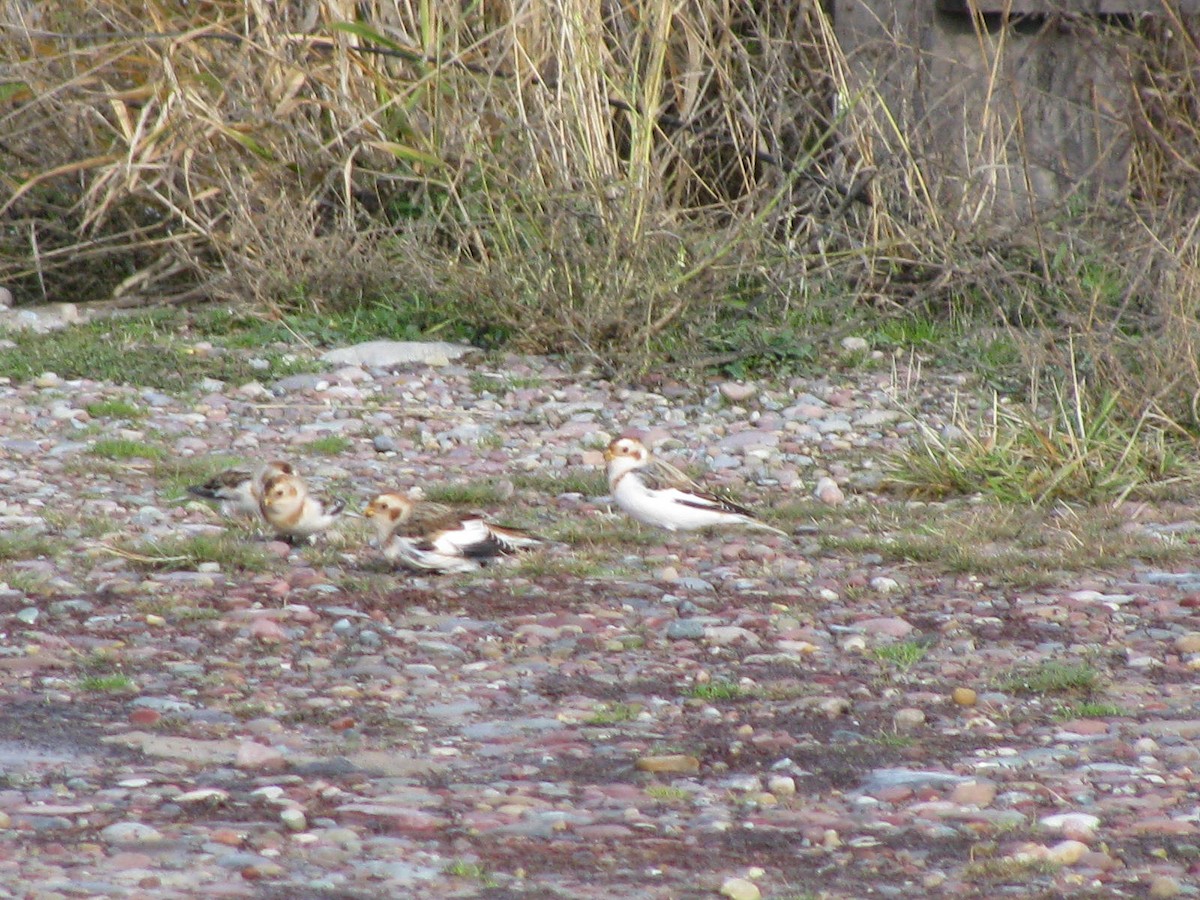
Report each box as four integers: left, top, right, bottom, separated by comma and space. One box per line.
259, 470, 345, 543
187, 460, 294, 519
604, 436, 787, 535
364, 492, 545, 573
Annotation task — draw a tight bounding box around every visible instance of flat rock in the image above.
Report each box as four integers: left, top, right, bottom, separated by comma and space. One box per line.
321, 340, 477, 368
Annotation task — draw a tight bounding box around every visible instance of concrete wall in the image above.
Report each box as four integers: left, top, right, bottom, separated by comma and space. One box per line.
835, 0, 1139, 223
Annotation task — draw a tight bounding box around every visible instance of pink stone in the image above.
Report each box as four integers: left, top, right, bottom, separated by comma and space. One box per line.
251, 617, 287, 643
859, 617, 914, 639
235, 741, 285, 771
951, 780, 997, 807
720, 382, 757, 402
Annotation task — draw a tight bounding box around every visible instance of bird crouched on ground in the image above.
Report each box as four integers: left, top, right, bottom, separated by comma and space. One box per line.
604, 435, 787, 536
364, 492, 545, 573
187, 460, 294, 519
259, 469, 345, 543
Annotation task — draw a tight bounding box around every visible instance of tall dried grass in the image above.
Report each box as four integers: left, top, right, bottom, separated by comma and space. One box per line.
3, 0, 1200, 417
0, 0, 855, 368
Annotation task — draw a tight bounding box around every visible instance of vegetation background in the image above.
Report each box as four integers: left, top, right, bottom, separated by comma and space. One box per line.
3, 0, 1200, 498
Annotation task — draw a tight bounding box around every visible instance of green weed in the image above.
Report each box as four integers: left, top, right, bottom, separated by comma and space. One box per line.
585, 702, 642, 725
89, 438, 166, 461
872, 641, 930, 671
1001, 661, 1102, 696
422, 479, 511, 506
1054, 701, 1127, 719
645, 785, 691, 803
85, 398, 144, 419
77, 674, 136, 693
514, 470, 609, 497
304, 434, 352, 455
443, 860, 497, 887
685, 681, 749, 701
114, 533, 273, 572
0, 532, 55, 561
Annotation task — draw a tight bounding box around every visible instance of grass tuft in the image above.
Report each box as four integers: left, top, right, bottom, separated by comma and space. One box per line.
585, 703, 643, 725
89, 438, 166, 461
113, 534, 273, 573
872, 641, 930, 671
888, 372, 1194, 507
1000, 661, 1103, 697
77, 674, 137, 694
304, 435, 353, 456
85, 398, 144, 419
423, 480, 512, 507
685, 681, 750, 702
0, 533, 55, 561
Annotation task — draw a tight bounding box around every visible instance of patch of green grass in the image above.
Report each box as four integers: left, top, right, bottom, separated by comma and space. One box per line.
0, 532, 55, 561
888, 380, 1194, 506
0, 569, 52, 595
817, 501, 1186, 587
304, 434, 352, 455
85, 398, 145, 419
872, 640, 930, 671
475, 431, 505, 451
77, 674, 136, 693
685, 681, 749, 702
1054, 701, 1127, 720
0, 314, 319, 392
423, 479, 511, 506
115, 533, 273, 572
443, 860, 497, 887
585, 702, 642, 725
230, 700, 273, 720
89, 438, 167, 461
872, 732, 917, 749
193, 297, 483, 349
694, 302, 819, 380
546, 517, 662, 547
644, 785, 691, 803
867, 315, 954, 349
514, 470, 609, 497
963, 856, 1061, 881
1000, 661, 1102, 697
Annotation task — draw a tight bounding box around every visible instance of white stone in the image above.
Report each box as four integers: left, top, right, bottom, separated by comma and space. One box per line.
720, 877, 761, 900
321, 340, 476, 368
1040, 812, 1100, 833
814, 476, 844, 505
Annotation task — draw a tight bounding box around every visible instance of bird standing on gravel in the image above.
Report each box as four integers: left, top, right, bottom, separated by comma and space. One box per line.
364, 492, 545, 573
259, 470, 345, 543
604, 436, 786, 535
187, 460, 294, 519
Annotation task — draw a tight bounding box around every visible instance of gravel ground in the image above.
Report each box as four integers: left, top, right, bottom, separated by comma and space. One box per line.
1, 344, 1199, 899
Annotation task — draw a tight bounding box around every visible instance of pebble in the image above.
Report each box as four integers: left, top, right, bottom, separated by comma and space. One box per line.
720, 877, 761, 900
814, 476, 844, 505
636, 755, 700, 774
100, 822, 163, 845
281, 808, 307, 832
952, 687, 977, 706
1149, 876, 1182, 898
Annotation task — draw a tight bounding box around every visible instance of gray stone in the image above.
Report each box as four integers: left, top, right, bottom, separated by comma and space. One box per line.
322, 340, 477, 368
666, 619, 707, 640
100, 821, 164, 844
